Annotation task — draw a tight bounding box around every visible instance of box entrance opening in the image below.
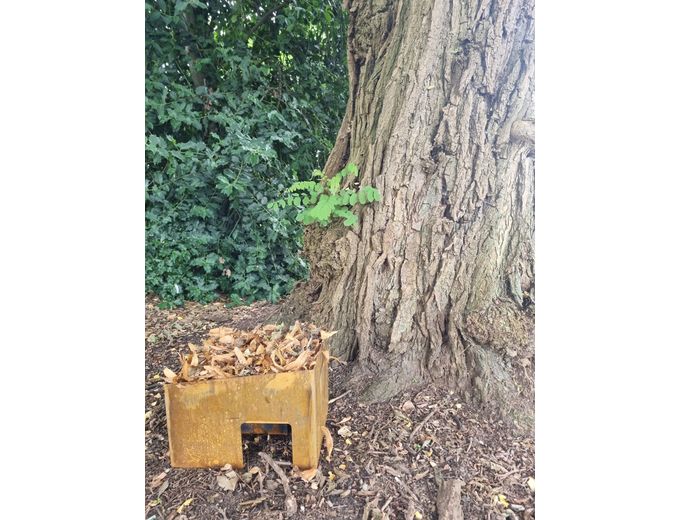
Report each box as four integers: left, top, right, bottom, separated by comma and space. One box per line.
240, 423, 293, 466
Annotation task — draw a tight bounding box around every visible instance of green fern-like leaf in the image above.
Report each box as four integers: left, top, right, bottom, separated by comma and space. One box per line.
307, 194, 333, 224
286, 181, 317, 193
339, 189, 352, 205
271, 163, 379, 226
358, 186, 381, 203
333, 207, 358, 227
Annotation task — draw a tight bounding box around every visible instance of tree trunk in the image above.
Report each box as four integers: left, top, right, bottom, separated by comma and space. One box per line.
287, 0, 534, 425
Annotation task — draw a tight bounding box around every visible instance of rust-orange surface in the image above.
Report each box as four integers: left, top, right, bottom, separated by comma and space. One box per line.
164, 349, 328, 469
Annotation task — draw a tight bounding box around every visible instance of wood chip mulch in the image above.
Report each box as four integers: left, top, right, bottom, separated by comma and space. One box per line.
145, 296, 535, 520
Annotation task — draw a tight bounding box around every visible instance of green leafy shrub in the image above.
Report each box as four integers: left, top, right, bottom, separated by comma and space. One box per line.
268, 164, 381, 227
145, 0, 348, 306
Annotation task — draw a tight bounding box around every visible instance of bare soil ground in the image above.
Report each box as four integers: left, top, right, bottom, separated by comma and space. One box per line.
145, 297, 535, 520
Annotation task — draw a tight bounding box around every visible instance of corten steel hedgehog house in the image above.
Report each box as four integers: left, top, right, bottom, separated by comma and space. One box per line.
164, 347, 328, 470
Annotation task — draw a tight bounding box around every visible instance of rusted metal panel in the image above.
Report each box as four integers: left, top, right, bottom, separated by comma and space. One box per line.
164, 348, 328, 469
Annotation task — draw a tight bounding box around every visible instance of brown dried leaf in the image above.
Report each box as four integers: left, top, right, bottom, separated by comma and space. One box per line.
211, 353, 235, 362
205, 365, 230, 379
210, 327, 234, 337
260, 355, 273, 372
149, 470, 168, 489
233, 347, 248, 365
297, 467, 318, 481
282, 350, 310, 371
321, 425, 334, 462
291, 321, 302, 336
274, 349, 287, 367
179, 354, 191, 381
217, 464, 239, 492
163, 368, 177, 383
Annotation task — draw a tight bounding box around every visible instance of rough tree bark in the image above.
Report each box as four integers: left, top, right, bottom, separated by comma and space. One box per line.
286, 0, 534, 425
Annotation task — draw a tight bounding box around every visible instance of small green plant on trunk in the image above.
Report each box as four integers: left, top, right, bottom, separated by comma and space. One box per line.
268, 163, 381, 227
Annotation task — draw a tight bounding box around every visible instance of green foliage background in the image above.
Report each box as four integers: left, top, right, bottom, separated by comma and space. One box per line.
145, 0, 348, 306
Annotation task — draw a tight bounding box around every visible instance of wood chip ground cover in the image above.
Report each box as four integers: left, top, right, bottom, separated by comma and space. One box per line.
146, 296, 535, 519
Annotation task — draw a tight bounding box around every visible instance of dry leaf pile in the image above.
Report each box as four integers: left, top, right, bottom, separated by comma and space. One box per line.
163, 321, 336, 383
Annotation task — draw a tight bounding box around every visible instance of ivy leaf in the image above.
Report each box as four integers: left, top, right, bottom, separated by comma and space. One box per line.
174, 0, 189, 15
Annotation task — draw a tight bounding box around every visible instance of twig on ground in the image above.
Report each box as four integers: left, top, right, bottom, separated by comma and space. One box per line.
259, 452, 298, 516
329, 390, 351, 404
396, 477, 420, 503
239, 497, 267, 508
409, 405, 440, 441
361, 497, 381, 520
500, 468, 522, 480
381, 495, 394, 511
404, 500, 416, 520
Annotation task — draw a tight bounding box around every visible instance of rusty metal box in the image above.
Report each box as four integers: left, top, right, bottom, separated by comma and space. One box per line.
164, 348, 328, 470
